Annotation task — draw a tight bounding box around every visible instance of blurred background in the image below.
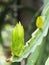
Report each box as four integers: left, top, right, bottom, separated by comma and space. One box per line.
0, 0, 43, 43
0, 0, 49, 65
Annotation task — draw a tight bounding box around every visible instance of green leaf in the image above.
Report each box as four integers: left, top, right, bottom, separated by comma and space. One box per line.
42, 3, 49, 20
44, 0, 49, 5
26, 45, 42, 65
11, 3, 49, 62
45, 57, 49, 65
26, 36, 47, 65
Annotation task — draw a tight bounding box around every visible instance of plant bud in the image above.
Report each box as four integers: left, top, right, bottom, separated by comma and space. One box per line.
11, 22, 24, 57
36, 16, 43, 29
